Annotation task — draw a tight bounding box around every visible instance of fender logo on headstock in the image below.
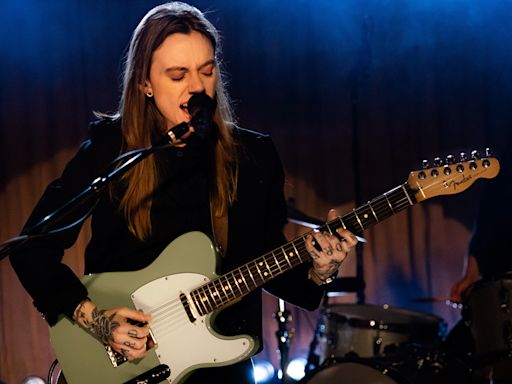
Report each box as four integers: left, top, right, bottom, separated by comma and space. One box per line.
443, 173, 473, 191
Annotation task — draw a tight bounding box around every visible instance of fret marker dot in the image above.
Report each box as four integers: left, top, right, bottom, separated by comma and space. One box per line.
364, 214, 368, 219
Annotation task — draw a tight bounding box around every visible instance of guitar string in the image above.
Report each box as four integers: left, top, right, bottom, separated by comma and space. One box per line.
143, 190, 412, 327
142, 187, 418, 333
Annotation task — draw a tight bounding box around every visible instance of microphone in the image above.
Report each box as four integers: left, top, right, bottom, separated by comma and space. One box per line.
188, 91, 216, 139
162, 92, 216, 145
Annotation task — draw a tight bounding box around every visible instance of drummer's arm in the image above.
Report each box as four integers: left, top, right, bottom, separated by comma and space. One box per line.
449, 254, 481, 303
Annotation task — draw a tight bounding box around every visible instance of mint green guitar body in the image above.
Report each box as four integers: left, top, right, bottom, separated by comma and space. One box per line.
49, 231, 256, 384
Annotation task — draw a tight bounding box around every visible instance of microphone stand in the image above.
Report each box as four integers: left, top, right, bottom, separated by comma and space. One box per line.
0, 141, 174, 262
274, 298, 293, 383
0, 91, 215, 260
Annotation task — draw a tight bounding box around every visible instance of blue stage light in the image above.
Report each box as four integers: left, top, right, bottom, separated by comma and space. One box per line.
253, 360, 276, 383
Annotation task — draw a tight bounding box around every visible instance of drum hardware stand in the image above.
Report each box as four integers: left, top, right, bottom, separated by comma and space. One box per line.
275, 298, 294, 383
305, 318, 321, 375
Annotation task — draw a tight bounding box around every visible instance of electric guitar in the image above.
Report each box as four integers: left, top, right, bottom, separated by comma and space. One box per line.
49, 154, 500, 383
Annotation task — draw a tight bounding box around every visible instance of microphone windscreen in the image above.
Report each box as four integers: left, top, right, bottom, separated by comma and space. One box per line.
188, 92, 216, 117
188, 92, 217, 138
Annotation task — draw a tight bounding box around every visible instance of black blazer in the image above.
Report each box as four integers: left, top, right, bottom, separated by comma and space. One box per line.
10, 118, 325, 344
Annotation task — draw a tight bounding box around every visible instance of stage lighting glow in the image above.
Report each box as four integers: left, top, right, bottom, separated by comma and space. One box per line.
21, 376, 45, 384
286, 357, 307, 381
253, 360, 275, 383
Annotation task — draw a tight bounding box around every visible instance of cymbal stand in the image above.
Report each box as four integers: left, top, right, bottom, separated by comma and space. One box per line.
275, 299, 293, 383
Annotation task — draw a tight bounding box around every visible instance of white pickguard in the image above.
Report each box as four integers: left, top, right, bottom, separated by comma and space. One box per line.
131, 273, 254, 383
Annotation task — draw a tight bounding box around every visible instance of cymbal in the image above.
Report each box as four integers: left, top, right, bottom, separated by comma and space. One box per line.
286, 201, 367, 243
410, 296, 463, 308
410, 296, 448, 303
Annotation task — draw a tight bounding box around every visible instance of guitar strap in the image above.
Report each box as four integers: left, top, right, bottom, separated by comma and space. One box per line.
211, 205, 228, 257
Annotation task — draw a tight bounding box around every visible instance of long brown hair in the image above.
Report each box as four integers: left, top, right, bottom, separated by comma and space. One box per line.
108, 2, 238, 240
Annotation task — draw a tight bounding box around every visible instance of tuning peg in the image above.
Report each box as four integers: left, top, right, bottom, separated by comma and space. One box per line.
446, 154, 455, 164
485, 147, 492, 157
460, 152, 468, 162
433, 157, 443, 166
471, 149, 480, 159
422, 159, 429, 169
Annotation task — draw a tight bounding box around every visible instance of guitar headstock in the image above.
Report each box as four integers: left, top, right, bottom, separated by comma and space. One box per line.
409, 149, 500, 202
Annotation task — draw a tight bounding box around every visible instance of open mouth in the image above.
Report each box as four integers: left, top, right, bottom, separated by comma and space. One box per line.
179, 103, 191, 119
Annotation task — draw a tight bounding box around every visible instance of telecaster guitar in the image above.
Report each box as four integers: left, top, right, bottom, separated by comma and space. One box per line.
49, 154, 500, 384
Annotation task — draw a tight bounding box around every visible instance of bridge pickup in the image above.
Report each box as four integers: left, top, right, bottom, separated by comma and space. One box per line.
105, 345, 128, 367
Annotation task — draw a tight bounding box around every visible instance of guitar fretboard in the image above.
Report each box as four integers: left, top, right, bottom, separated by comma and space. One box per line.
190, 182, 416, 316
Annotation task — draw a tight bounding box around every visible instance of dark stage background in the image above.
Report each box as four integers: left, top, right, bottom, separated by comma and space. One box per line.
1, 1, 510, 382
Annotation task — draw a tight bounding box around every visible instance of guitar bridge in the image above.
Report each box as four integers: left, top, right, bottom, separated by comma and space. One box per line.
105, 345, 128, 367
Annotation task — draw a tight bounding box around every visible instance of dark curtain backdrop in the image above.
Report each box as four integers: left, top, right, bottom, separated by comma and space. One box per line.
1, 1, 510, 382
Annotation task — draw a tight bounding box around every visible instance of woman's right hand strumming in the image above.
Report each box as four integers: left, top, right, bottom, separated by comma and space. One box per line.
73, 298, 153, 361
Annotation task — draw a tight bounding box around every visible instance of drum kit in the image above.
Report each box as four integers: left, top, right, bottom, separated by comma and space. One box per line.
293, 275, 512, 384
282, 207, 512, 384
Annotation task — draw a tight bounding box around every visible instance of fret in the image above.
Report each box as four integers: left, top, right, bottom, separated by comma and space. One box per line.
206, 283, 219, 309
254, 260, 265, 282
368, 200, 379, 222
352, 208, 364, 232
215, 279, 229, 304
283, 248, 300, 268
191, 290, 206, 316
245, 264, 257, 287
272, 251, 283, 273
281, 247, 293, 268
229, 271, 243, 296
237, 268, 250, 292
263, 258, 274, 279
401, 184, 414, 206
221, 275, 235, 300
291, 241, 304, 262
338, 217, 347, 229
250, 263, 264, 285
258, 259, 272, 280
197, 287, 212, 314
383, 192, 395, 214
356, 204, 378, 231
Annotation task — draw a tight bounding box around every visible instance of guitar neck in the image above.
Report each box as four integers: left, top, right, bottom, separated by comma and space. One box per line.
190, 182, 416, 316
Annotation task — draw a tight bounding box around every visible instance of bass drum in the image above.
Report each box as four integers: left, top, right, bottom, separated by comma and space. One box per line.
462, 274, 512, 358
316, 303, 446, 362
300, 345, 472, 384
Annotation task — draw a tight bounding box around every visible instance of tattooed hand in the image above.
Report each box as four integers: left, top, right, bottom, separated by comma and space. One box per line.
305, 209, 358, 281
73, 299, 153, 361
